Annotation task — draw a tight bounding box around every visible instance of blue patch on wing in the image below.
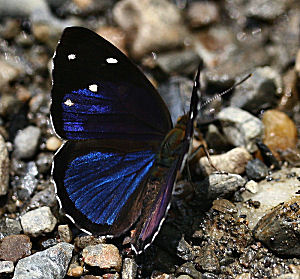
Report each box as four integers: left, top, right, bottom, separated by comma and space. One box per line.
64, 149, 156, 225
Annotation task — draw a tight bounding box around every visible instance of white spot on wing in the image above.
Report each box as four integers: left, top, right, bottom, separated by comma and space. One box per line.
68, 54, 76, 60
89, 84, 98, 92
64, 99, 74, 106
106, 57, 118, 64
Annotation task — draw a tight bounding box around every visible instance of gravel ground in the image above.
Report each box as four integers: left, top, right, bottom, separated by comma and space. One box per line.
0, 0, 299, 278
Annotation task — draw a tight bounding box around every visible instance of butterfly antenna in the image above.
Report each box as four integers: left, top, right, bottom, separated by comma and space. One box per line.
200, 73, 252, 109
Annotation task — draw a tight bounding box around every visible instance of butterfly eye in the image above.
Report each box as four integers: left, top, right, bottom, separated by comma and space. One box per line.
89, 84, 98, 92
68, 54, 76, 60
106, 57, 118, 64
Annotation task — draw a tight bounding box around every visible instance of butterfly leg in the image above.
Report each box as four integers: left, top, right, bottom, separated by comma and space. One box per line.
188, 144, 227, 174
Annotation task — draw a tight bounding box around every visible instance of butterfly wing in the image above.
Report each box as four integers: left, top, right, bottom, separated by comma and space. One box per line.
51, 27, 172, 142
131, 66, 201, 253
53, 139, 158, 236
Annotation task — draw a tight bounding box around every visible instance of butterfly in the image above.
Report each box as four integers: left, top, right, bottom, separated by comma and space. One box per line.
51, 26, 200, 254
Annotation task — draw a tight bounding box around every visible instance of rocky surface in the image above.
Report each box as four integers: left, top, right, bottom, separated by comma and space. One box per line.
0, 0, 299, 278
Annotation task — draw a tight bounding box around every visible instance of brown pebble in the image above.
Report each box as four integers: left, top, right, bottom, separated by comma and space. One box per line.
74, 235, 105, 249
82, 244, 122, 272
46, 136, 62, 151
96, 26, 127, 55
67, 263, 83, 277
199, 147, 252, 175
0, 234, 32, 262
262, 109, 297, 159
72, 0, 92, 9
103, 273, 120, 279
186, 1, 219, 28
58, 224, 72, 243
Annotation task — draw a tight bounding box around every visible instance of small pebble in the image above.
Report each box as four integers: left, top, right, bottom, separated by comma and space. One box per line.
122, 258, 137, 279
0, 260, 14, 274
262, 109, 297, 159
16, 161, 38, 201
176, 276, 193, 279
82, 244, 122, 272
245, 159, 268, 181
196, 173, 246, 201
113, 0, 189, 58
151, 272, 174, 279
218, 107, 264, 152
244, 180, 259, 194
245, 0, 289, 20
212, 199, 237, 215
254, 197, 300, 257
67, 263, 83, 277
46, 136, 62, 151
36, 152, 53, 174
14, 125, 41, 159
20, 206, 57, 237
176, 262, 203, 279
13, 242, 73, 279
186, 1, 219, 28
156, 50, 200, 75
29, 183, 56, 209
74, 235, 106, 249
0, 218, 22, 239
103, 273, 121, 279
230, 66, 280, 114
0, 234, 32, 262
0, 134, 9, 195
96, 26, 127, 55
199, 147, 252, 176
0, 58, 20, 88
58, 224, 72, 243
195, 245, 220, 273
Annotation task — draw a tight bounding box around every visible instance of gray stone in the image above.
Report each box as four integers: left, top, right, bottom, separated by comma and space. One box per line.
237, 167, 300, 229
113, 0, 189, 58
122, 258, 137, 279
0, 218, 22, 239
199, 147, 252, 176
217, 107, 264, 152
36, 152, 53, 174
196, 173, 246, 200
16, 161, 38, 201
82, 244, 122, 272
230, 67, 281, 114
245, 159, 268, 181
177, 276, 193, 279
0, 135, 9, 195
274, 274, 300, 279
0, 58, 20, 89
0, 260, 14, 274
13, 242, 73, 279
14, 126, 41, 159
156, 50, 201, 75
20, 206, 57, 237
245, 0, 289, 20
29, 183, 56, 209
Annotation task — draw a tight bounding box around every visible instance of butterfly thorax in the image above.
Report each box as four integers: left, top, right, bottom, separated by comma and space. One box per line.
157, 114, 188, 168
